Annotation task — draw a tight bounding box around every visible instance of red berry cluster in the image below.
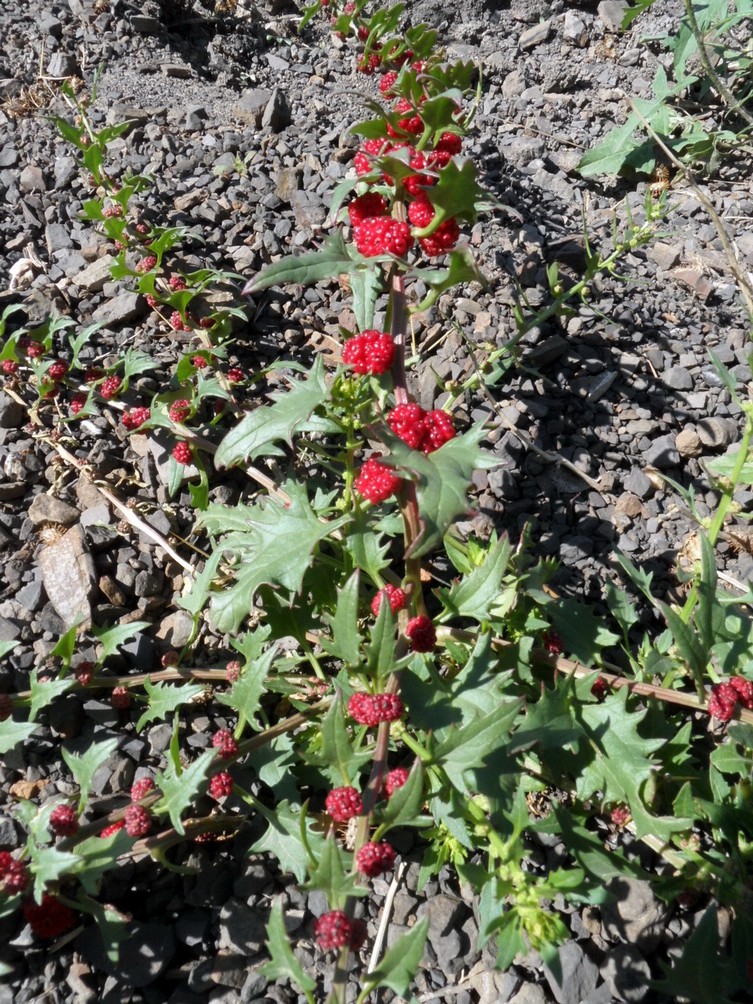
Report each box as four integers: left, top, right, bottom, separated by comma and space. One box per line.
405, 614, 436, 653
208, 771, 234, 800
99, 374, 122, 400
121, 406, 151, 430
168, 399, 192, 423
314, 910, 366, 951
131, 776, 155, 802
212, 729, 239, 758
348, 692, 403, 726
111, 686, 130, 709
356, 840, 396, 877
388, 403, 455, 453
708, 676, 753, 722
325, 786, 363, 823
124, 804, 152, 838
172, 441, 192, 465
371, 583, 407, 617
342, 330, 395, 375
135, 255, 157, 274
354, 456, 401, 504
22, 894, 76, 938
0, 851, 29, 894
348, 192, 388, 227
49, 804, 79, 838
354, 216, 412, 258
383, 766, 410, 798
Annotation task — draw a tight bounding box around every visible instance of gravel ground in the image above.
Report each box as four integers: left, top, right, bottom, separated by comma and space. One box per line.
1, 0, 752, 1001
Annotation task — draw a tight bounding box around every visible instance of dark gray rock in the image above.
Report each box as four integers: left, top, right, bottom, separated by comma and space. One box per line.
542, 940, 599, 1004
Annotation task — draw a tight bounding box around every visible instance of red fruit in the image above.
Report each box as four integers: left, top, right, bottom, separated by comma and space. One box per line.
406, 614, 436, 652
226, 660, 241, 683
0, 853, 29, 894
709, 682, 738, 722
419, 217, 460, 257
212, 729, 238, 759
325, 786, 363, 823
124, 804, 152, 838
70, 392, 87, 415
100, 820, 126, 838
226, 367, 244, 383
49, 804, 79, 838
408, 192, 435, 229
121, 406, 151, 430
353, 137, 392, 176
379, 70, 398, 94
404, 152, 435, 196
2, 360, 18, 375
354, 217, 412, 257
371, 584, 407, 617
192, 354, 209, 368
99, 374, 122, 400
729, 676, 753, 709
384, 766, 410, 797
74, 661, 94, 686
0, 693, 12, 720
314, 910, 365, 951
172, 441, 192, 465
610, 805, 631, 827
47, 359, 68, 382
342, 330, 395, 375
348, 192, 389, 228
354, 457, 401, 504
135, 255, 157, 273
348, 692, 403, 727
23, 894, 76, 938
103, 204, 123, 218
168, 398, 192, 423
590, 676, 608, 700
130, 777, 155, 802
208, 772, 234, 800
145, 294, 159, 309
422, 410, 456, 453
170, 310, 189, 331
26, 342, 44, 359
387, 403, 428, 450
169, 275, 187, 291
356, 841, 396, 877
111, 686, 130, 710
542, 630, 564, 655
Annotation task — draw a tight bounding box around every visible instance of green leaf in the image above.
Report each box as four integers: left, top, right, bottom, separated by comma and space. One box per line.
412, 157, 488, 232
70, 830, 132, 896
259, 898, 316, 998
321, 572, 361, 666
350, 264, 384, 331
360, 916, 429, 998
155, 749, 215, 835
216, 643, 276, 729
135, 679, 206, 731
657, 600, 707, 676
242, 232, 354, 294
93, 621, 151, 661
386, 426, 495, 557
365, 594, 397, 681
62, 737, 119, 814
200, 482, 349, 635
344, 512, 390, 580
250, 801, 323, 883
122, 349, 156, 380
433, 699, 523, 795
653, 907, 735, 1004
437, 535, 512, 622
28, 841, 82, 901
621, 0, 658, 30
51, 624, 80, 668
28, 670, 76, 723
705, 445, 753, 485
318, 692, 368, 785
547, 598, 620, 665
413, 247, 489, 310
0, 720, 37, 755
0, 641, 19, 659
304, 833, 367, 906
376, 761, 426, 833
215, 355, 329, 467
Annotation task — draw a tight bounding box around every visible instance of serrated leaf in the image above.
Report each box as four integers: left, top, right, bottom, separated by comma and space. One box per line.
0, 720, 37, 755
658, 601, 706, 676
62, 737, 119, 814
216, 644, 276, 728
365, 594, 397, 681
413, 158, 486, 232
433, 699, 523, 795
260, 897, 316, 996
412, 247, 489, 308
386, 426, 495, 557
200, 482, 349, 635
156, 749, 215, 835
376, 761, 425, 832
705, 446, 753, 485
215, 355, 329, 467
437, 535, 512, 622
360, 916, 429, 998
122, 349, 156, 380
70, 830, 133, 896
136, 679, 206, 731
321, 572, 361, 666
242, 232, 354, 295
547, 598, 620, 665
344, 513, 390, 580
28, 842, 82, 901
51, 624, 80, 667
93, 621, 151, 661
350, 263, 383, 331
250, 801, 323, 883
304, 833, 367, 906
318, 692, 363, 784
28, 670, 76, 723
